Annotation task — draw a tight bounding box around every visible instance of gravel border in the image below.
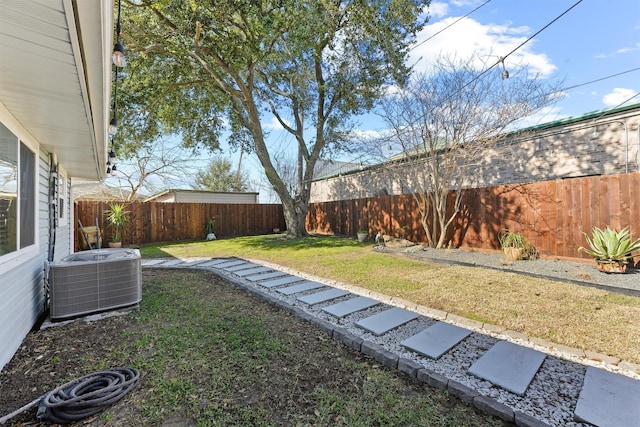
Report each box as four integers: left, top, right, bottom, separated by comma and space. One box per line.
147, 255, 640, 427
391, 245, 640, 297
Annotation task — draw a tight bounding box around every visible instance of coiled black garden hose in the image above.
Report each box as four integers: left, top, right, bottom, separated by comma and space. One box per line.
0, 367, 139, 425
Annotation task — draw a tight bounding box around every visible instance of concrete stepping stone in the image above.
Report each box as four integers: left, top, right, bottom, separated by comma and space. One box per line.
180, 259, 209, 266
198, 258, 233, 267
297, 289, 350, 305
322, 296, 380, 318
575, 367, 640, 427
401, 321, 472, 359
276, 281, 325, 295
142, 259, 166, 266
157, 259, 185, 266
223, 262, 258, 272
245, 271, 289, 282
257, 275, 304, 288
355, 307, 419, 336
213, 259, 249, 269
468, 341, 546, 396
234, 266, 273, 277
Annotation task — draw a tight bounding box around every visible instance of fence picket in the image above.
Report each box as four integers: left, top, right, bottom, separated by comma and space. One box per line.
307, 172, 640, 260
74, 201, 285, 250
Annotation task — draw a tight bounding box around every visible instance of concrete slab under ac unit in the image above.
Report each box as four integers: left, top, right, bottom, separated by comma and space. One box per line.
401, 321, 472, 359
321, 296, 379, 318
468, 341, 546, 396
297, 288, 350, 305
574, 367, 640, 427
355, 307, 419, 336
276, 281, 325, 295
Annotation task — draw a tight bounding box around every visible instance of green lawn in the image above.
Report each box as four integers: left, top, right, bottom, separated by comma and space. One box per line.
139, 234, 640, 367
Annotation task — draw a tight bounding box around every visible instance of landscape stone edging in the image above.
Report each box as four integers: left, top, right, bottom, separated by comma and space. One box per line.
515, 411, 553, 427
146, 259, 640, 426
175, 261, 528, 425
242, 257, 640, 378
473, 395, 515, 423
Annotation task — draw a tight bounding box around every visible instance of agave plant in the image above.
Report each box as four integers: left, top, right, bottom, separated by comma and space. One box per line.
578, 226, 640, 261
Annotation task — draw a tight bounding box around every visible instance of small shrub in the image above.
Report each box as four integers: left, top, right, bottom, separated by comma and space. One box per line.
498, 229, 537, 260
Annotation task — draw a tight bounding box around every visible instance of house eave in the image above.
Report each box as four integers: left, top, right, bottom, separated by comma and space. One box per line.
0, 0, 114, 180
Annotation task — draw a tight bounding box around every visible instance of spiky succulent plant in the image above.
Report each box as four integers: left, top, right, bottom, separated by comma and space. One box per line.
578, 226, 640, 261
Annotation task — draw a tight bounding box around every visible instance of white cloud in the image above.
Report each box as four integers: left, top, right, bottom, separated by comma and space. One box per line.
426, 1, 449, 19
263, 116, 290, 130
349, 128, 389, 141
616, 43, 640, 55
602, 88, 638, 107
408, 17, 556, 78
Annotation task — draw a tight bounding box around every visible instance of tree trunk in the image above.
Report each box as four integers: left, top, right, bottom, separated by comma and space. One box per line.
281, 197, 309, 238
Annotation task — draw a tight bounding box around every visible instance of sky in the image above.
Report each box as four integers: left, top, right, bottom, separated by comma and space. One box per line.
112, 0, 640, 201
408, 0, 639, 122
251, 0, 640, 200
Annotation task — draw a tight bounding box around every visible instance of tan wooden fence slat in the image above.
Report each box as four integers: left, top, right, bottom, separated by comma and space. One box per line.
306, 172, 640, 260
76, 172, 639, 260
74, 201, 284, 250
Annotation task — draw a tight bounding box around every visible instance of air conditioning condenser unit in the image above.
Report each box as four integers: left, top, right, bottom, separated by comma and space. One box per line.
49, 248, 142, 320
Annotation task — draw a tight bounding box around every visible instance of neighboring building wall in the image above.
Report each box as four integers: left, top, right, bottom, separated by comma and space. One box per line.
148, 190, 259, 204
310, 105, 640, 202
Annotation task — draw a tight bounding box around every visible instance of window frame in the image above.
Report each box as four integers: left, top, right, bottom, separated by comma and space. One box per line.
0, 120, 39, 273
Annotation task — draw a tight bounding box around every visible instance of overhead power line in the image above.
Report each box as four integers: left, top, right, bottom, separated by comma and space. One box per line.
561, 67, 640, 92
409, 0, 492, 52
434, 0, 585, 110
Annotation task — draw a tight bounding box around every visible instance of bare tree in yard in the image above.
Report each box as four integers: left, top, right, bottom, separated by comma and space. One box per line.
113, 138, 202, 201
119, 0, 428, 238
375, 54, 561, 248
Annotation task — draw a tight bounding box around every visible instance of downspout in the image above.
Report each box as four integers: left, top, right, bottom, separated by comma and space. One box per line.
48, 153, 58, 262
611, 120, 629, 173
45, 153, 59, 312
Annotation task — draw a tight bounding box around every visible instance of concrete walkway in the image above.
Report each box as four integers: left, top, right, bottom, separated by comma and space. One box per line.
142, 257, 640, 427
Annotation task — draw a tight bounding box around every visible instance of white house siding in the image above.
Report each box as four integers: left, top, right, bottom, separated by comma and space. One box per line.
0, 254, 44, 370
310, 106, 640, 203
0, 152, 52, 370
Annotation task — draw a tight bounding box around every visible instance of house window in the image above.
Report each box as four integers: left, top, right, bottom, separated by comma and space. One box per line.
0, 122, 36, 256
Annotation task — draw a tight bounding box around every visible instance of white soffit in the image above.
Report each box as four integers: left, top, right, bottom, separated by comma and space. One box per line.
0, 0, 112, 180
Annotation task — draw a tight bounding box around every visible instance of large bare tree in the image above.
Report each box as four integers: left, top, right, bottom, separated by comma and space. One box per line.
375, 54, 562, 248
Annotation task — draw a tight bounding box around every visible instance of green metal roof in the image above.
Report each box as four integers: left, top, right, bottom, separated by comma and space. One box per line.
513, 101, 640, 134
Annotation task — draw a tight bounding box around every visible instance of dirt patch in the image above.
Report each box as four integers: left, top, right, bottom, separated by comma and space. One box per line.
0, 269, 509, 426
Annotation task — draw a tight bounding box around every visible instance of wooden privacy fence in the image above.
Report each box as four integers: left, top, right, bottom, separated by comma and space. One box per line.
75, 201, 285, 249
306, 172, 640, 260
